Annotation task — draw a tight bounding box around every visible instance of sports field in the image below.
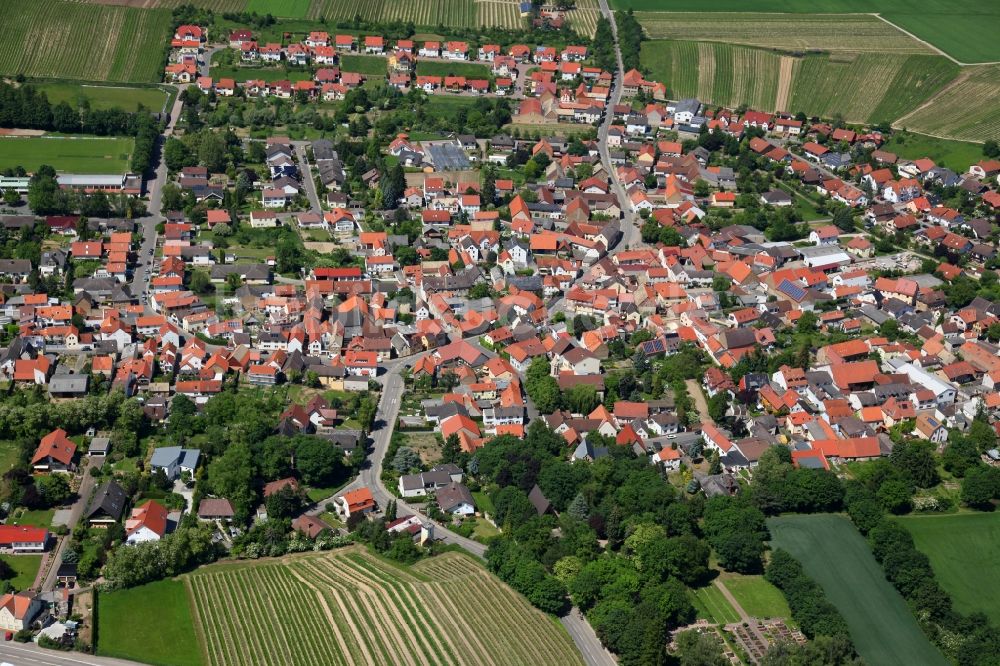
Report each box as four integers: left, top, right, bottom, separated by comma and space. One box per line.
898, 513, 1000, 625
768, 514, 947, 666
614, 0, 1000, 64
98, 579, 202, 666
0, 136, 134, 174
32, 82, 170, 113
0, 1, 172, 83
185, 547, 584, 666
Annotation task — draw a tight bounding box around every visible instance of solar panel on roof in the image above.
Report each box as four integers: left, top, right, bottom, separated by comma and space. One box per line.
778, 279, 806, 301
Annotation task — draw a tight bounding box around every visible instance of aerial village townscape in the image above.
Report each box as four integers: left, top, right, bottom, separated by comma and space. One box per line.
1, 0, 1000, 665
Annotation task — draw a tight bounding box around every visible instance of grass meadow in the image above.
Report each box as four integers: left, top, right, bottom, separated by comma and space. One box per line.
97, 579, 203, 666
898, 513, 1000, 624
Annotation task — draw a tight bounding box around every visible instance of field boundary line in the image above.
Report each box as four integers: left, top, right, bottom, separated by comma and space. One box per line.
891, 68, 976, 129
870, 14, 964, 65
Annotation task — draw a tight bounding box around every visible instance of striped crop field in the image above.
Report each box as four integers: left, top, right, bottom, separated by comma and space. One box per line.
186, 547, 584, 666
641, 40, 961, 128
789, 53, 956, 124
564, 0, 601, 37
634, 13, 932, 54
0, 1, 172, 83
898, 65, 1000, 142
308, 0, 483, 28
70, 0, 249, 8
476, 1, 527, 31
641, 41, 780, 113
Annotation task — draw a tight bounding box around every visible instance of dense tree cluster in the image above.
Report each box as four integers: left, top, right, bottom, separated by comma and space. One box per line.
102, 525, 218, 589
0, 82, 156, 137
765, 550, 853, 643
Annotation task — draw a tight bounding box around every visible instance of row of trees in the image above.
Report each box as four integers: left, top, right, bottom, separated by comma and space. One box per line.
0, 82, 156, 137
765, 550, 853, 643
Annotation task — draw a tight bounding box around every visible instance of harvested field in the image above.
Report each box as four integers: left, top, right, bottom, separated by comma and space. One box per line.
775, 56, 796, 112
187, 547, 584, 665
634, 13, 931, 54
0, 1, 172, 82
898, 65, 1000, 141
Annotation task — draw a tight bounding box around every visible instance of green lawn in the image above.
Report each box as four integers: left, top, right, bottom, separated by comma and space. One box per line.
210, 66, 314, 83
1, 555, 42, 591
690, 583, 741, 625
898, 513, 1000, 624
306, 480, 349, 503
97, 579, 202, 666
339, 55, 387, 77
32, 82, 170, 112
472, 491, 495, 516
719, 573, 792, 621
882, 132, 986, 173
769, 514, 947, 666
246, 0, 311, 18
0, 136, 133, 174
416, 61, 491, 79
0, 441, 21, 475
12, 508, 54, 528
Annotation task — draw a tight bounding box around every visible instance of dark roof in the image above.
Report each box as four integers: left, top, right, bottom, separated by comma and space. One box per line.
527, 484, 551, 515
87, 481, 128, 522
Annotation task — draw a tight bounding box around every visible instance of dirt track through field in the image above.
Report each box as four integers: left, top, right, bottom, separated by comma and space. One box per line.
776, 56, 795, 111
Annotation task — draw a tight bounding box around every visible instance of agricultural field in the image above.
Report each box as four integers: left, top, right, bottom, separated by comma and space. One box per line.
882, 132, 986, 172
640, 41, 780, 113
634, 13, 930, 54
98, 579, 202, 666
769, 514, 948, 666
30, 82, 171, 113
898, 513, 1000, 624
87, 0, 249, 9
416, 61, 491, 79
0, 136, 134, 174
0, 1, 172, 83
247, 0, 310, 17
788, 53, 958, 124
476, 0, 527, 31
613, 0, 1000, 63
898, 65, 1000, 142
307, 0, 486, 29
565, 0, 601, 36
186, 547, 584, 665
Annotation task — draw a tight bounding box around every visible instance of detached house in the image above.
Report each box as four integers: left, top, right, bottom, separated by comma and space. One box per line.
32, 428, 76, 472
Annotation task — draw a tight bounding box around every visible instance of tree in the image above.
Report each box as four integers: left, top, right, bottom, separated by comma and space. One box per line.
674, 630, 729, 666
265, 484, 304, 520
294, 436, 345, 487
942, 434, 981, 477
876, 478, 912, 514
188, 270, 213, 295
567, 492, 590, 521
985, 139, 1000, 159
889, 440, 939, 488
441, 434, 462, 465
831, 206, 854, 233
198, 132, 228, 172
391, 447, 421, 474
3, 189, 20, 206
206, 442, 256, 521
961, 465, 1000, 509
34, 474, 71, 507
380, 164, 406, 209
564, 384, 599, 414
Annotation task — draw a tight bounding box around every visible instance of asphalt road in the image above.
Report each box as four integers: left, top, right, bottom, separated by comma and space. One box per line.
0, 642, 143, 666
